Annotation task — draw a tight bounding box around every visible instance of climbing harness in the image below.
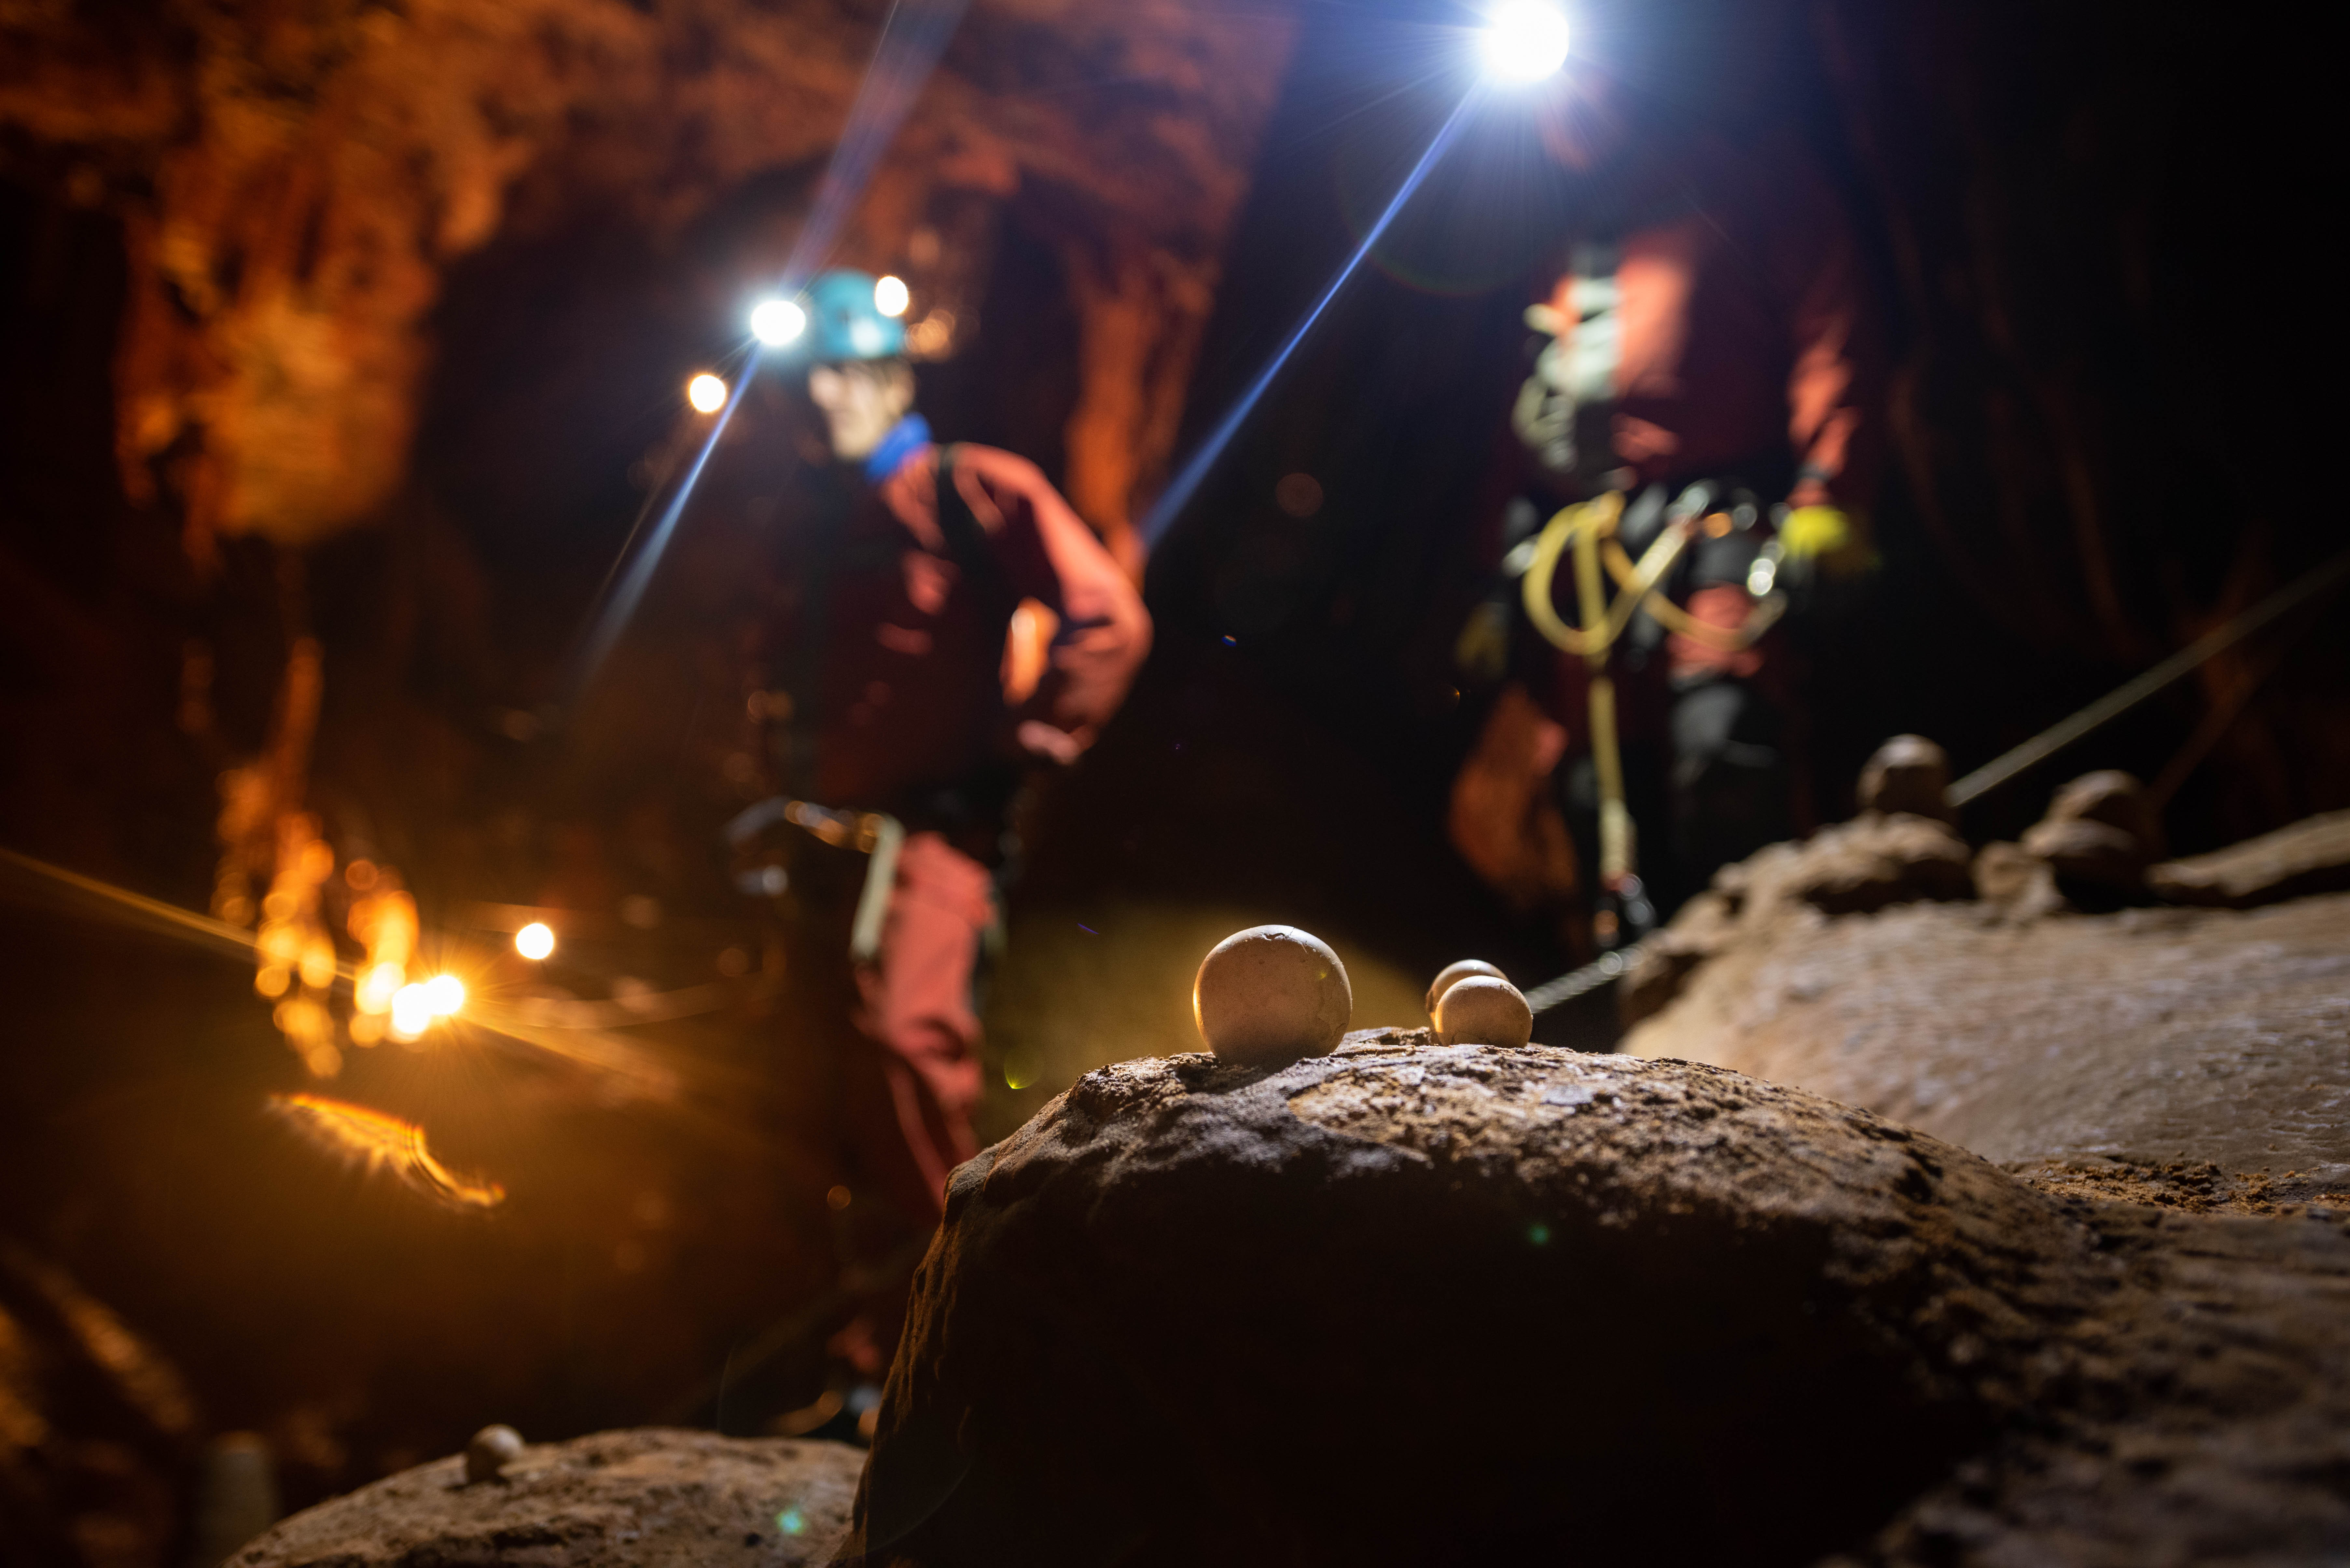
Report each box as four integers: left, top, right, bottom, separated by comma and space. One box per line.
1515, 543, 2350, 1017
725, 794, 906, 964
1519, 488, 1787, 947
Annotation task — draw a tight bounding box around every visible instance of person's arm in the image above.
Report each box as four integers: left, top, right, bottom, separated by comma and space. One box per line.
952, 447, 1152, 757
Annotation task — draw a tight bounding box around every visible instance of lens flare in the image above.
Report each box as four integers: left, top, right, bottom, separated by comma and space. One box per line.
424, 974, 466, 1016
686, 373, 728, 413
269, 1093, 506, 1210
873, 275, 911, 317
389, 983, 433, 1041
1141, 93, 1479, 547
750, 298, 807, 345
1481, 2, 1571, 81
515, 922, 555, 961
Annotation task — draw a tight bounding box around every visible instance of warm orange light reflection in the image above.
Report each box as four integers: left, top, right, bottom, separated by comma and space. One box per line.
424, 974, 466, 1016
270, 1093, 506, 1209
389, 983, 433, 1041
515, 922, 555, 961
687, 372, 728, 413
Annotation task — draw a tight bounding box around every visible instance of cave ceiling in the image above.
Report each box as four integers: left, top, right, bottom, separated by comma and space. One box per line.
1, 0, 1298, 559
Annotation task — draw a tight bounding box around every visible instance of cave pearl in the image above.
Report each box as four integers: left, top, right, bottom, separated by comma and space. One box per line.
1424, 958, 1508, 1016
1434, 975, 1533, 1049
465, 1424, 524, 1483
1194, 925, 1352, 1064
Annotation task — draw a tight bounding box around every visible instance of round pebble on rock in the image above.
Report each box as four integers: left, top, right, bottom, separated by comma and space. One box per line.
1194, 925, 1352, 1065
1424, 959, 1507, 1016
1434, 975, 1533, 1049
464, 1424, 524, 1483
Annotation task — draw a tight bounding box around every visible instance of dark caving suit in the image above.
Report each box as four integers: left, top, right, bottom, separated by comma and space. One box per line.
756, 405, 1150, 1260
1478, 130, 1882, 923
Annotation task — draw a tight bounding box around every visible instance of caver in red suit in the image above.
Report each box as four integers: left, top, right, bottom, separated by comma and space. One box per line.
760, 309, 1150, 1244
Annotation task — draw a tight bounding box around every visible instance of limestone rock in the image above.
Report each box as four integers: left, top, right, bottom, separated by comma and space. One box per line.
849, 1037, 2350, 1566
230, 1427, 862, 1567
2021, 770, 2164, 893
1758, 812, 1976, 917
2148, 807, 2350, 909
847, 1038, 2097, 1566
1626, 891, 2350, 1196
1856, 734, 1954, 823
1619, 813, 1973, 1023
1970, 839, 2064, 919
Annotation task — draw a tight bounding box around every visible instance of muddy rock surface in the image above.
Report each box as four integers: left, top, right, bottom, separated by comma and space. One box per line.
230, 1427, 860, 1567
841, 1036, 2350, 1566
2148, 808, 2350, 908
1625, 890, 2350, 1197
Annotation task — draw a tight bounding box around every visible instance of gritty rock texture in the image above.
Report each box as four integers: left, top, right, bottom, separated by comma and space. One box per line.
2147, 808, 2350, 908
846, 1037, 2102, 1566
1621, 811, 1974, 1025
1625, 891, 2350, 1197
230, 1427, 861, 1567
845, 1037, 2350, 1566
1853, 1200, 2350, 1568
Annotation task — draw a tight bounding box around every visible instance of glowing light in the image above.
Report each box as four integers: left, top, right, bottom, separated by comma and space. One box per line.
389, 983, 433, 1041
873, 275, 911, 317
270, 1093, 507, 1210
356, 961, 404, 1015
569, 0, 969, 704
424, 974, 466, 1017
515, 922, 556, 961
1481, 2, 1571, 82
750, 298, 807, 345
686, 373, 728, 413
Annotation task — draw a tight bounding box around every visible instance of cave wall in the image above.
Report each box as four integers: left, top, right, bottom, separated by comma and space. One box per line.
1, 0, 1296, 566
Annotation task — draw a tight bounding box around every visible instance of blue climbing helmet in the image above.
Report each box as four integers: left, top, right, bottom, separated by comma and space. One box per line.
802, 269, 906, 363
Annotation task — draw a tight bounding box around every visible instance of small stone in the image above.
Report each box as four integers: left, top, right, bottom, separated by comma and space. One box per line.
1424, 959, 1507, 1016
464, 1424, 524, 1483
1858, 734, 1954, 822
1194, 925, 1352, 1065
1433, 975, 1532, 1049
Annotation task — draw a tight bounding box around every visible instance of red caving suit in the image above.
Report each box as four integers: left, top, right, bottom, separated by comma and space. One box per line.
784, 429, 1149, 1224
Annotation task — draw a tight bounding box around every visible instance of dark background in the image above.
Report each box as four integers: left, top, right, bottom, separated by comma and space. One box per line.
1, 0, 2340, 1555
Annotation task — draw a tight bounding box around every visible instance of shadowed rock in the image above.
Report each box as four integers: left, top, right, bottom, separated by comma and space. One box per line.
2148, 808, 2350, 909
845, 1038, 2096, 1566
1857, 734, 1955, 823
229, 1428, 861, 1566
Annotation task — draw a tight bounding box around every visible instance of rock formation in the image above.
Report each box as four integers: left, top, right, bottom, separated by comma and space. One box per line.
229, 1427, 862, 1566
840, 1035, 2350, 1566
1, 0, 1296, 565
1622, 784, 2350, 1197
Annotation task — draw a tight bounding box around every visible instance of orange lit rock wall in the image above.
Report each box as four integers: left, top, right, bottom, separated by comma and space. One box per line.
1, 0, 1295, 565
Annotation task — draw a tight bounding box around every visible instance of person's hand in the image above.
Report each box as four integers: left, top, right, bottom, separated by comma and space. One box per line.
1015, 720, 1084, 766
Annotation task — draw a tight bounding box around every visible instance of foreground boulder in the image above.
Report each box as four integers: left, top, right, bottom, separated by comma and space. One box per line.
229, 1427, 861, 1566
841, 1036, 2350, 1566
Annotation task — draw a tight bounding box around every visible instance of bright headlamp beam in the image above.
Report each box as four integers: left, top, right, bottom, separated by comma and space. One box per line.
749, 299, 807, 346
1481, 2, 1571, 82
1139, 91, 1480, 548
569, 0, 968, 706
